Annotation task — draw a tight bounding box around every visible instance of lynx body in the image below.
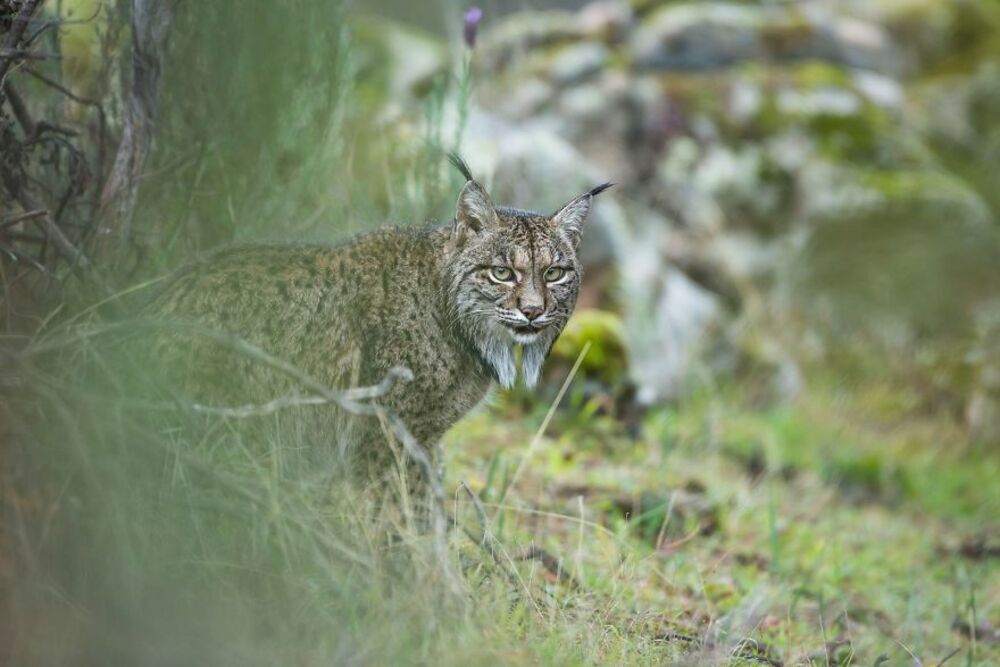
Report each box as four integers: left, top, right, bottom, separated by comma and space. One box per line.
148, 157, 611, 467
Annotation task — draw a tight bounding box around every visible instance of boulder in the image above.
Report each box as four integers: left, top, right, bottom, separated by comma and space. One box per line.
548, 41, 611, 87
616, 212, 732, 404
476, 11, 585, 76
630, 3, 899, 75
656, 138, 791, 236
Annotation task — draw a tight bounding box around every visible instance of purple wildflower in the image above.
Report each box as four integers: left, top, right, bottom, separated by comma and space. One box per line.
463, 7, 483, 49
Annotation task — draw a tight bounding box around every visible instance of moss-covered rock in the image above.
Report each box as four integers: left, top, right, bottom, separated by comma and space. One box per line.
550, 309, 630, 386
630, 3, 898, 75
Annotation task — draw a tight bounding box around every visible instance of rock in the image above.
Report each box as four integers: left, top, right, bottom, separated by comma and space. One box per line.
705, 232, 781, 284
495, 76, 556, 120
822, 15, 898, 72
776, 87, 861, 117
550, 309, 629, 385
631, 3, 764, 72
803, 166, 994, 229
548, 41, 610, 87
836, 0, 997, 74
656, 139, 791, 235
617, 216, 730, 404
555, 69, 633, 145
851, 71, 904, 110
476, 11, 584, 76
631, 2, 899, 74
578, 1, 634, 42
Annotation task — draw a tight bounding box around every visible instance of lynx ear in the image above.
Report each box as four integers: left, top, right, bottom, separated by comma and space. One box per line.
450, 153, 498, 241
456, 181, 498, 237
552, 182, 613, 248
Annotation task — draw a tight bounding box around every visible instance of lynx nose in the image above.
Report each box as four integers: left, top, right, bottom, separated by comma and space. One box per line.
519, 304, 544, 321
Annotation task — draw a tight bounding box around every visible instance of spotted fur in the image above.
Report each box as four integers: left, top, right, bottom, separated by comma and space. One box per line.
146, 155, 611, 466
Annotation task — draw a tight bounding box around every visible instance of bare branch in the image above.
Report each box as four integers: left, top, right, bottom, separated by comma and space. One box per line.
13, 193, 94, 272
130, 367, 416, 419
0, 48, 59, 61
2, 80, 34, 135
510, 545, 583, 590
0, 0, 45, 94
23, 66, 103, 107
1, 209, 46, 230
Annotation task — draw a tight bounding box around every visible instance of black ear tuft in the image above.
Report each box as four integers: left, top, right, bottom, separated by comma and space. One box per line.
447, 152, 475, 183
587, 182, 614, 198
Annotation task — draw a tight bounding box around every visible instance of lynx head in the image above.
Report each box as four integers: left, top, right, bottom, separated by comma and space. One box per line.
444, 153, 612, 389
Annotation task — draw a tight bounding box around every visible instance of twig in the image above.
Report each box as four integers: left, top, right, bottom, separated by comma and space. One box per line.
893, 639, 925, 667
456, 482, 545, 616
1, 230, 48, 244
0, 0, 44, 93
935, 647, 962, 666
510, 544, 583, 590
458, 482, 517, 580
14, 193, 94, 272
0, 244, 47, 272
129, 367, 416, 419
2, 80, 34, 135
731, 638, 784, 666
23, 66, 103, 107
0, 49, 59, 61
1, 209, 47, 230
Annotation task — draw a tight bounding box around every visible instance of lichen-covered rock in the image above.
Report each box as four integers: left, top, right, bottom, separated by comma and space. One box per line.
616, 214, 733, 404
656, 138, 791, 235
550, 309, 629, 385
836, 0, 999, 75
475, 11, 586, 77
630, 3, 899, 75
578, 1, 634, 42
548, 41, 612, 86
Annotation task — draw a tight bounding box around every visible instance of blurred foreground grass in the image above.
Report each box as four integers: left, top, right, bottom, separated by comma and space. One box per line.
8, 321, 997, 665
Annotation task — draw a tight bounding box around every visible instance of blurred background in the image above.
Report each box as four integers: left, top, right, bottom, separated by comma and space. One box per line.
2, 0, 999, 664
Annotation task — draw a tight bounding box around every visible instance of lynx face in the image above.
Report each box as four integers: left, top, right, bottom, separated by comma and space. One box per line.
461, 209, 580, 348
444, 159, 611, 389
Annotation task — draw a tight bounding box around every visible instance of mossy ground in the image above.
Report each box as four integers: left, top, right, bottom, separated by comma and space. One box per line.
443, 365, 1000, 665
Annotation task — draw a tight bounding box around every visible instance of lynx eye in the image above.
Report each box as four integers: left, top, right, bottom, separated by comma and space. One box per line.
544, 266, 566, 282
489, 266, 514, 283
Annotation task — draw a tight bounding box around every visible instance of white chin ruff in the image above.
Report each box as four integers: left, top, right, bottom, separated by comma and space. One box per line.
512, 331, 541, 345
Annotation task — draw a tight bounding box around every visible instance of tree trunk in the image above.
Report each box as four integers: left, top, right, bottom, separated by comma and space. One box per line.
96, 0, 175, 261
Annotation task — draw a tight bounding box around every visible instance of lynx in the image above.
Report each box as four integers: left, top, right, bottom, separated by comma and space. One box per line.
146, 155, 612, 473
